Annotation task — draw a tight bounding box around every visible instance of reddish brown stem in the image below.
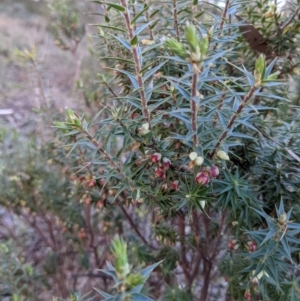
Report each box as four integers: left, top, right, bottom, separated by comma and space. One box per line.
85, 202, 101, 267
213, 0, 230, 51
191, 72, 198, 147
200, 260, 212, 301
45, 215, 58, 251
144, 0, 154, 40
82, 130, 132, 185
189, 253, 202, 286
211, 212, 226, 259
281, 5, 300, 31
212, 90, 226, 127
119, 204, 155, 249
172, 0, 180, 40
210, 85, 258, 158
178, 213, 191, 285
119, 0, 151, 125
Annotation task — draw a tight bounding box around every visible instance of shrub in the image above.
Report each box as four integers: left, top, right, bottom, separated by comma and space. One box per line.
3, 0, 300, 300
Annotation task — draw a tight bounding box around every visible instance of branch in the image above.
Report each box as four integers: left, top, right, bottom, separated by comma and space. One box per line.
85, 202, 101, 267
31, 59, 52, 126
281, 5, 300, 31
191, 72, 198, 147
172, 0, 180, 40
119, 203, 156, 249
178, 213, 191, 285
120, 0, 151, 126
144, 0, 154, 40
212, 90, 226, 127
210, 212, 226, 259
213, 0, 230, 51
210, 85, 258, 158
82, 130, 134, 188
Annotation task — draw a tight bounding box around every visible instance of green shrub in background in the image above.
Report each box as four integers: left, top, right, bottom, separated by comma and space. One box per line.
48, 0, 85, 55
2, 0, 300, 300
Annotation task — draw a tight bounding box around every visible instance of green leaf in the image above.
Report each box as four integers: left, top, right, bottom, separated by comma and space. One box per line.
92, 24, 127, 33
91, 1, 125, 12
106, 67, 139, 89
99, 268, 120, 283
98, 57, 134, 64
94, 287, 114, 299
135, 21, 155, 36
131, 2, 153, 25
110, 35, 131, 50
260, 226, 278, 245
130, 294, 155, 301
131, 35, 138, 46
140, 260, 163, 281
143, 61, 167, 81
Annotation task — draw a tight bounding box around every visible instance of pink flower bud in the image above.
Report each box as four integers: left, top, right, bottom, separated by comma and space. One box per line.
162, 183, 168, 191
163, 157, 171, 170
195, 171, 210, 185
171, 180, 179, 190
228, 239, 239, 250
210, 165, 219, 178
87, 179, 96, 187
151, 153, 162, 163
247, 241, 257, 252
84, 196, 92, 204
244, 290, 251, 301
154, 168, 165, 178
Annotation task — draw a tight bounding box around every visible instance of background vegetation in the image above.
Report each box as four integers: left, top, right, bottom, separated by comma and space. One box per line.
1, 0, 300, 300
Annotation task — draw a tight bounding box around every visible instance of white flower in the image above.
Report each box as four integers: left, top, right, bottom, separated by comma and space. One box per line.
200, 200, 206, 209
139, 123, 150, 135
195, 156, 204, 166
189, 152, 198, 161
217, 150, 230, 161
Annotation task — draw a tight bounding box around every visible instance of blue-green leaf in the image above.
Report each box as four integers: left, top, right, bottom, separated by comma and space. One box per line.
130, 293, 155, 301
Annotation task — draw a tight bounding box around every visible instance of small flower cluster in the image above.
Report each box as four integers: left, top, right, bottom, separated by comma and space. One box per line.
139, 123, 150, 135
188, 152, 220, 185
228, 239, 239, 251
245, 241, 257, 252
150, 153, 171, 181
189, 151, 204, 168
251, 269, 269, 285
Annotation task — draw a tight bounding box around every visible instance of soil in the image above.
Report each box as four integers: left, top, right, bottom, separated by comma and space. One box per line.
0, 0, 94, 131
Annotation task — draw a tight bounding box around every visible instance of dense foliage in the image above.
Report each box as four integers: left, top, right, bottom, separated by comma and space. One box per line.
2, 0, 300, 300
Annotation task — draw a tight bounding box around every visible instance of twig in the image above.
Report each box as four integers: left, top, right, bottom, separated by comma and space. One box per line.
191, 206, 212, 301
31, 59, 52, 126
210, 212, 226, 259
103, 80, 118, 98
189, 253, 201, 286
119, 0, 151, 126
82, 130, 128, 181
210, 85, 258, 158
45, 215, 58, 251
172, 0, 180, 41
191, 72, 198, 147
119, 204, 156, 249
212, 90, 226, 127
85, 202, 101, 267
23, 214, 55, 250
178, 213, 191, 285
144, 0, 154, 40
191, 209, 209, 262
281, 5, 300, 31
213, 0, 230, 51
